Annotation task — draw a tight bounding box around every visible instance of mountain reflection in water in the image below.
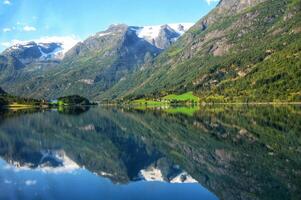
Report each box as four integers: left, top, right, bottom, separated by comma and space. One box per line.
0, 105, 300, 200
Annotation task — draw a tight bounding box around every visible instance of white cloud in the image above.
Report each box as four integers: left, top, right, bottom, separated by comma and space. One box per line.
3, 0, 11, 5
23, 25, 36, 32
3, 28, 11, 32
205, 0, 219, 4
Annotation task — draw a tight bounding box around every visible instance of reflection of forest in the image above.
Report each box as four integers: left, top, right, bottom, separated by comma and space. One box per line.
0, 105, 300, 200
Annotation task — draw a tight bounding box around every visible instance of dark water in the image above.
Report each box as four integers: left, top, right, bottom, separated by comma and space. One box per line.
0, 105, 300, 200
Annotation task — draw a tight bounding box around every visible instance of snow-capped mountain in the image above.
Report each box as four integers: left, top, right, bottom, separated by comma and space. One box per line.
2, 23, 192, 65
135, 23, 193, 41
133, 23, 194, 49
4, 41, 65, 64
2, 36, 79, 65
93, 23, 194, 49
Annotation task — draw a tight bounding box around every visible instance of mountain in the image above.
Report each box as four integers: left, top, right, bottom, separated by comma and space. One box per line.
0, 41, 68, 73
2, 41, 65, 64
0, 23, 192, 100
100, 0, 301, 102
0, 0, 300, 102
26, 24, 161, 99
0, 41, 72, 97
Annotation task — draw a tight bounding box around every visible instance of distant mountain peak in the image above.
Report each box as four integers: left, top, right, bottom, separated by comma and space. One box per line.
3, 41, 65, 64
85, 23, 193, 51
133, 23, 194, 49
108, 23, 128, 29
3, 36, 79, 60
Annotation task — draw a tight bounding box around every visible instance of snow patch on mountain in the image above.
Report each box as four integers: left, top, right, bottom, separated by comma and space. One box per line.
170, 172, 198, 183
38, 45, 62, 60
138, 166, 198, 183
139, 167, 165, 182
97, 32, 113, 38
4, 36, 79, 58
4, 150, 80, 174
37, 36, 79, 54
135, 23, 194, 42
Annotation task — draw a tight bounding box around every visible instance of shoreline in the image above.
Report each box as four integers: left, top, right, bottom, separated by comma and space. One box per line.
103, 101, 301, 105
2, 103, 97, 110
203, 102, 301, 105
2, 102, 300, 110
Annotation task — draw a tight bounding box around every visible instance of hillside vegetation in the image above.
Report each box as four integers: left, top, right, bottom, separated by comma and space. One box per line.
0, 90, 43, 108
101, 0, 301, 103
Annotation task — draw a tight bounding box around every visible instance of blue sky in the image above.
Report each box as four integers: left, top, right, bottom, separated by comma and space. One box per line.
0, 0, 218, 52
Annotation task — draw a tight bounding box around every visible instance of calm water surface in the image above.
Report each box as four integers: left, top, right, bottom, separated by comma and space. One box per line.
0, 105, 300, 200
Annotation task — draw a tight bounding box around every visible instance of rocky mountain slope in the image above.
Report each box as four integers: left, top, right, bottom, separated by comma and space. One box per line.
100, 0, 301, 102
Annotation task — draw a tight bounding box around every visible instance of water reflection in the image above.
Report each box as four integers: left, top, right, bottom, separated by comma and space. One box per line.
0, 105, 300, 200
57, 106, 91, 115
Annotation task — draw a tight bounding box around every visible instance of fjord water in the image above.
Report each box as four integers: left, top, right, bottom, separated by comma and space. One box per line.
0, 105, 300, 200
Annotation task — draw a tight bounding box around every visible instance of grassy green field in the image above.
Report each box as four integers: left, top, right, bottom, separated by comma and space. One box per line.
163, 92, 200, 102
131, 91, 200, 106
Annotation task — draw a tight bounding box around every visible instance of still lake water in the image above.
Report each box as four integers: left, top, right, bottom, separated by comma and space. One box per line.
0, 105, 300, 200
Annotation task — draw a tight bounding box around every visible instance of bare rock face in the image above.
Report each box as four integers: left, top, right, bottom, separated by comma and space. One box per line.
194, 0, 267, 32
154, 25, 181, 49
179, 0, 267, 59
211, 41, 232, 56
217, 0, 266, 13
